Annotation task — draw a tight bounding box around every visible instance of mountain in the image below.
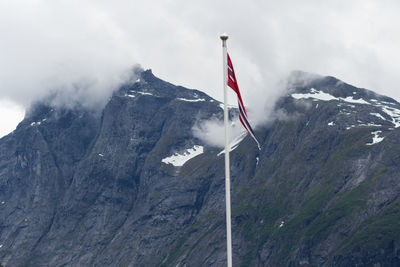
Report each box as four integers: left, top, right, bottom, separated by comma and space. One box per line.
0, 69, 400, 266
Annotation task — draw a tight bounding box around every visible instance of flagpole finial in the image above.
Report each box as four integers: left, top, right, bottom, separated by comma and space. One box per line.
220, 33, 228, 41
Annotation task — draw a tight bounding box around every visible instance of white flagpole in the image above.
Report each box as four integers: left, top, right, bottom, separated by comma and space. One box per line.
220, 33, 232, 267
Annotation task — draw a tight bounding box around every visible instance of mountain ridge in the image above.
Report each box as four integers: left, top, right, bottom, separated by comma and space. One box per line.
0, 69, 399, 266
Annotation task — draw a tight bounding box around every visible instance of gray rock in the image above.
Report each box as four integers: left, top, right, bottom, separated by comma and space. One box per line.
0, 70, 400, 266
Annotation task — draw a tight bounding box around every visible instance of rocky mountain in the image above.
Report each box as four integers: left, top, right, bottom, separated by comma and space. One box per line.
0, 69, 399, 266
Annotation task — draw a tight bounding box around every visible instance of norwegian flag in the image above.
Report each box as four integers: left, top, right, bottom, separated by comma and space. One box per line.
227, 53, 261, 149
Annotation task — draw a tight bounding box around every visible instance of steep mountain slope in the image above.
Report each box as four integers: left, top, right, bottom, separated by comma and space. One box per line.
0, 69, 223, 266
159, 72, 400, 266
0, 70, 399, 266
224, 73, 400, 266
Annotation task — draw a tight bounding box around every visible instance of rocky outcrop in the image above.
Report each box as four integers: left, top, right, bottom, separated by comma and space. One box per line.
0, 70, 399, 266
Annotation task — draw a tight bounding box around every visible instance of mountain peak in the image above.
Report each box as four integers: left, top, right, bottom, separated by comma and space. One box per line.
288, 71, 397, 104
117, 69, 214, 103
2, 70, 400, 266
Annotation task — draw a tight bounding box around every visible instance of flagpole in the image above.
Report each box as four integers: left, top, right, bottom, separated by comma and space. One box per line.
220, 33, 232, 267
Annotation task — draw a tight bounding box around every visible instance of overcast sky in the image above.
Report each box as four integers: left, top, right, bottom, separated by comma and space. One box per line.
1, 0, 400, 137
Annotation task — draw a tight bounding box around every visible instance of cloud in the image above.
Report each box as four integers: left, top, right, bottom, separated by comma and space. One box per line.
192, 117, 247, 148
0, 99, 25, 138
0, 1, 137, 109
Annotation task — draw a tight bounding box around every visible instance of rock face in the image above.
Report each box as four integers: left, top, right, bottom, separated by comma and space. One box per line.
0, 69, 400, 266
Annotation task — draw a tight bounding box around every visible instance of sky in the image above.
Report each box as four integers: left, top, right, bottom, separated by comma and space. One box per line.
1, 0, 400, 138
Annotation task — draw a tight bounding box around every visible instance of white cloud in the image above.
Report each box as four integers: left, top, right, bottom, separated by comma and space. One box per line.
0, 1, 136, 108
0, 99, 25, 138
193, 117, 247, 148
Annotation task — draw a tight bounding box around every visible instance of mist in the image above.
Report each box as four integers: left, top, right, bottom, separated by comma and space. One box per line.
0, 1, 137, 109
193, 117, 250, 148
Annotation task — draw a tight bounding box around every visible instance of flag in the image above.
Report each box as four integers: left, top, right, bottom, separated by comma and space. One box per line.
227, 53, 261, 149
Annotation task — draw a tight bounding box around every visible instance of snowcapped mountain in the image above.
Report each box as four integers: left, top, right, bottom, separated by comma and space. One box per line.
0, 69, 399, 266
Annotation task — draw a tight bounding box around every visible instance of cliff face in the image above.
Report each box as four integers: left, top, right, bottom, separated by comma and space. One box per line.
0, 70, 399, 266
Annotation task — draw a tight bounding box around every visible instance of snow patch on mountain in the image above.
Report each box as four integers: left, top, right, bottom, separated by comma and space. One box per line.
136, 91, 153, 96
162, 145, 204, 167
366, 131, 384, 145
340, 96, 369, 104
291, 88, 369, 105
177, 98, 205, 102
370, 113, 386, 121
292, 88, 400, 129
30, 118, 47, 127
379, 106, 400, 128
291, 88, 337, 101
